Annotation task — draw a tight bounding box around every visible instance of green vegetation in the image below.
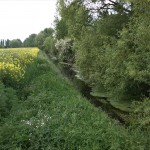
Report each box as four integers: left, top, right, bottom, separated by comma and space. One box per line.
0, 0, 150, 149
9, 39, 22, 48
0, 48, 149, 149
0, 81, 18, 121
55, 0, 150, 109
23, 34, 37, 48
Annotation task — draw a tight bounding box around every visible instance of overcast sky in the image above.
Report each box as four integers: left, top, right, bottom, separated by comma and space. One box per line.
0, 0, 57, 41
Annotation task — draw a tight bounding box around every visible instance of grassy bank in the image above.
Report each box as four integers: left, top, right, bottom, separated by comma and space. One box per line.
0, 49, 149, 149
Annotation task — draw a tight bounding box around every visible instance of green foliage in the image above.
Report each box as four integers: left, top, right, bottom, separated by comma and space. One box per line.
0, 81, 18, 121
35, 28, 54, 50
75, 13, 129, 99
55, 38, 74, 65
104, 1, 150, 100
54, 17, 68, 40
23, 34, 37, 47
56, 0, 91, 39
34, 28, 57, 58
0, 39, 5, 48
35, 32, 46, 50
95, 14, 129, 37
0, 55, 149, 149
130, 98, 150, 128
0, 0, 150, 148
43, 37, 56, 56
5, 39, 10, 48
58, 0, 150, 102
22, 51, 51, 86
10, 39, 22, 48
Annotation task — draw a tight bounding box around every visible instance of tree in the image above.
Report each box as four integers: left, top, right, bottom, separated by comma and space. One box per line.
57, 0, 92, 39
0, 40, 3, 47
54, 17, 68, 40
43, 37, 52, 53
0, 41, 2, 48
43, 37, 56, 56
35, 28, 54, 50
106, 0, 150, 100
23, 34, 37, 47
56, 0, 150, 102
84, 0, 132, 16
2, 39, 4, 47
5, 39, 10, 48
55, 38, 74, 64
10, 39, 22, 48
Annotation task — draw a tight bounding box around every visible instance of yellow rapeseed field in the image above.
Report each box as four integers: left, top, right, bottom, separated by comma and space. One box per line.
0, 48, 39, 82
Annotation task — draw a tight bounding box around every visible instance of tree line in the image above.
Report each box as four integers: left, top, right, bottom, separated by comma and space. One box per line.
53, 0, 150, 103
0, 39, 11, 48
0, 39, 23, 48
0, 28, 55, 54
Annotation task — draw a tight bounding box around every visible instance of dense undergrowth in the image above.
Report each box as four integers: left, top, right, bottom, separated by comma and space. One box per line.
0, 49, 150, 150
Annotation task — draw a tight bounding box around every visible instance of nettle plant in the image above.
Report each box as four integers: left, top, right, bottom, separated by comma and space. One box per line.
55, 38, 74, 65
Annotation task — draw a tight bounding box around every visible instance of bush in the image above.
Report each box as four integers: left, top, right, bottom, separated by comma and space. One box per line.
0, 81, 18, 121
43, 37, 56, 57
55, 38, 74, 65
130, 98, 150, 128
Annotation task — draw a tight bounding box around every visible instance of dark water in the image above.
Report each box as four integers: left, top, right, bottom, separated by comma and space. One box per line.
58, 64, 129, 126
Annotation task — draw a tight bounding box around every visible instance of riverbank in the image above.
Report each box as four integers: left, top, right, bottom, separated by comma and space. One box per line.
0, 50, 149, 149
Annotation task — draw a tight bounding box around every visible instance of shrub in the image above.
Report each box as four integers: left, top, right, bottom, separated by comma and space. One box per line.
55, 38, 74, 65
0, 81, 18, 121
130, 98, 150, 128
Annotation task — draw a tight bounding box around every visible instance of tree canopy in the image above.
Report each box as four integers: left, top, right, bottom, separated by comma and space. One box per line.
55, 0, 150, 102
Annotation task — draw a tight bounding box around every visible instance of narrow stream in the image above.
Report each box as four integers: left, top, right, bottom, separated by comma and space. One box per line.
58, 64, 130, 126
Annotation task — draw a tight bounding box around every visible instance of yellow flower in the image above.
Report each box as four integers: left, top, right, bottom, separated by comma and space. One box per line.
0, 47, 39, 82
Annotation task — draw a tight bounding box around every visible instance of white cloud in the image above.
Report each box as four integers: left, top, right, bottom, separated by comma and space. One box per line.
0, 0, 57, 41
